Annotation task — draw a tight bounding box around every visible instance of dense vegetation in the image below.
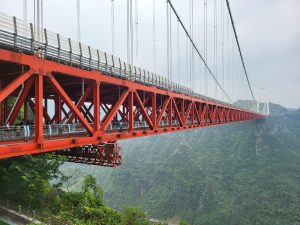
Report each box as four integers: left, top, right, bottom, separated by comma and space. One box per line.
0, 221, 9, 225
61, 104, 300, 225
0, 103, 299, 225
0, 155, 166, 224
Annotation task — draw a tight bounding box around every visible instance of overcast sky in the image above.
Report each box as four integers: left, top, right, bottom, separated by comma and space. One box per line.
1, 0, 299, 108
231, 0, 300, 109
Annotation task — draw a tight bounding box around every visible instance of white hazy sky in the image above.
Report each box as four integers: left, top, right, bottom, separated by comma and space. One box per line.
1, 0, 299, 108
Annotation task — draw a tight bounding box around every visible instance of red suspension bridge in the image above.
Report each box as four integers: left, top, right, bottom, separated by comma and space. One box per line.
0, 0, 268, 165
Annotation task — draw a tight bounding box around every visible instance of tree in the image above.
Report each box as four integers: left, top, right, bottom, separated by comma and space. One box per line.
121, 206, 150, 225
179, 220, 190, 225
53, 174, 123, 225
0, 154, 65, 210
81, 205, 121, 225
81, 175, 104, 207
0, 156, 152, 225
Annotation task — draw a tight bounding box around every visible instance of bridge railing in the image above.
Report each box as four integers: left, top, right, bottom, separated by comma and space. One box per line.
0, 123, 88, 142
0, 11, 193, 94
0, 118, 205, 142
0, 199, 71, 225
0, 12, 267, 115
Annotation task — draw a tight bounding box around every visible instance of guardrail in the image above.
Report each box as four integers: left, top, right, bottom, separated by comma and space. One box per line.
0, 199, 71, 225
0, 119, 201, 142
0, 123, 87, 141
0, 12, 192, 95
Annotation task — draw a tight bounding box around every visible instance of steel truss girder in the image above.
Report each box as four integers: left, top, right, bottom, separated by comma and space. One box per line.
0, 49, 265, 159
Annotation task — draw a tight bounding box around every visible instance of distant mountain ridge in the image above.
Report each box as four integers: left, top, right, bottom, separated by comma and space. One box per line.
269, 102, 289, 115
61, 103, 300, 225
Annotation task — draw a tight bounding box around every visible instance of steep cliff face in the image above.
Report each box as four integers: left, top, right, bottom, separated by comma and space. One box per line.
62, 104, 300, 225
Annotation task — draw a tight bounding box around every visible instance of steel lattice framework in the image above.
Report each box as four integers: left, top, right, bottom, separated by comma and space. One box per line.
0, 48, 265, 159
0, 11, 267, 163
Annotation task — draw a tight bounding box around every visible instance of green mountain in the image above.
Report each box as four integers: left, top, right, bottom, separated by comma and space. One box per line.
61, 103, 300, 225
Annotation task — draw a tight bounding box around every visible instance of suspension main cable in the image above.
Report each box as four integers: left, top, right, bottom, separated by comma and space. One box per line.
225, 0, 255, 101
167, 0, 232, 103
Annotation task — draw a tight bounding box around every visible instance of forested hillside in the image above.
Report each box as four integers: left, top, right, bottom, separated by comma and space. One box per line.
62, 104, 300, 225
0, 154, 163, 225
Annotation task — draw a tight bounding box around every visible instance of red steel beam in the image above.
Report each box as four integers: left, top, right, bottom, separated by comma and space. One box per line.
184, 102, 192, 124
82, 104, 94, 123
200, 104, 208, 126
151, 93, 156, 128
66, 83, 93, 123
0, 80, 2, 122
157, 97, 170, 126
94, 81, 100, 133
0, 69, 34, 103
101, 89, 129, 131
46, 74, 93, 135
128, 91, 134, 131
172, 98, 184, 127
134, 95, 150, 120
133, 91, 153, 129
168, 98, 172, 127
190, 101, 195, 125
193, 103, 201, 125
27, 98, 52, 123
7, 77, 34, 124
35, 72, 44, 144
